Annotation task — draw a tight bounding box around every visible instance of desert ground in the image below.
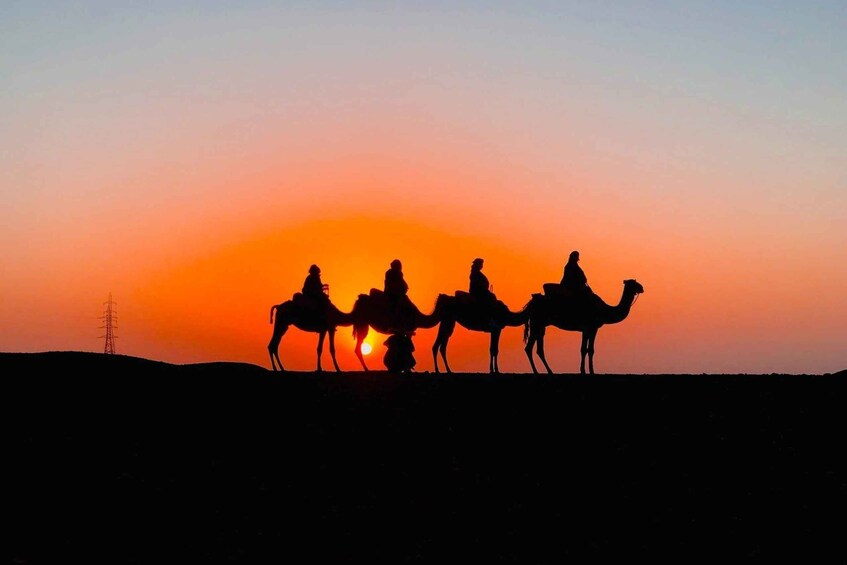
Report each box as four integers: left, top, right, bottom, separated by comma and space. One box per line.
6, 351, 846, 563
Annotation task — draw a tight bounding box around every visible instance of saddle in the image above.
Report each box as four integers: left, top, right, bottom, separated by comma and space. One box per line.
455, 290, 501, 330
542, 283, 567, 297
454, 290, 473, 305
293, 292, 329, 315
455, 290, 497, 306
542, 283, 597, 310
368, 288, 395, 311
368, 288, 416, 331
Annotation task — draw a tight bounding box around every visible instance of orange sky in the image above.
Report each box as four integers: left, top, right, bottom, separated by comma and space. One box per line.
2, 3, 845, 374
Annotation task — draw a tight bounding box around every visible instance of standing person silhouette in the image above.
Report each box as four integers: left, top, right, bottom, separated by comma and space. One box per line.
384, 259, 409, 330
560, 251, 591, 295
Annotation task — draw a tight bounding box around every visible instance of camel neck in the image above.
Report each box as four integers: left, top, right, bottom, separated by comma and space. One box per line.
604, 287, 637, 324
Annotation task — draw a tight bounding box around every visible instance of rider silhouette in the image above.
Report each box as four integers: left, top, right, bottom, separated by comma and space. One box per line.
469, 258, 497, 303
302, 264, 330, 312
561, 251, 591, 295
384, 259, 410, 330
469, 257, 498, 330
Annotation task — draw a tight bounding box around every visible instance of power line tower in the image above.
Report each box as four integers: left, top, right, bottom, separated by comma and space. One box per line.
99, 292, 118, 354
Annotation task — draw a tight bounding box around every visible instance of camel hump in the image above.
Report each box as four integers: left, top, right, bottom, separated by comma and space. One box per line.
369, 288, 383, 298
455, 290, 471, 299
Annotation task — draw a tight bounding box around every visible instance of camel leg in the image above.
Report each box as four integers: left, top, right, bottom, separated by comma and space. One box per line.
489, 328, 502, 373
440, 340, 452, 374
269, 350, 285, 372
524, 331, 539, 374
268, 324, 288, 371
433, 320, 455, 374
534, 327, 553, 374
316, 330, 326, 372
580, 333, 587, 374
354, 325, 370, 371
431, 334, 441, 373
585, 328, 598, 375
328, 328, 341, 372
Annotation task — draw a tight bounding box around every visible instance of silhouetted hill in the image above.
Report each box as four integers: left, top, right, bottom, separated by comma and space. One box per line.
6, 352, 846, 563
1, 350, 269, 376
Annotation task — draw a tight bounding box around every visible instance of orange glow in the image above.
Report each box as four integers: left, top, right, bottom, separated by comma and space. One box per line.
2, 5, 845, 375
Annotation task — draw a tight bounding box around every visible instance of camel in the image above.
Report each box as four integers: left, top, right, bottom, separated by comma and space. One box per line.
523, 279, 644, 374
431, 295, 529, 373
267, 300, 355, 372
351, 290, 450, 371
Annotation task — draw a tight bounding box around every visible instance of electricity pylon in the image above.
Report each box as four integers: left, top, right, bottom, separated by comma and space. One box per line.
99, 293, 118, 354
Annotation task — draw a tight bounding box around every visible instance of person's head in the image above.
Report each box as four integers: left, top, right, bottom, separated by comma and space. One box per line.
569, 251, 580, 262
309, 264, 321, 275
472, 258, 484, 270
390, 259, 402, 270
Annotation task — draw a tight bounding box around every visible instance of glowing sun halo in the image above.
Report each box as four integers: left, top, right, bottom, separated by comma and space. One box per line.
361, 342, 373, 355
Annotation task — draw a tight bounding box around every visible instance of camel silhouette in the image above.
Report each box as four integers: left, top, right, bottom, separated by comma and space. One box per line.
431, 295, 529, 373
523, 279, 644, 374
267, 301, 355, 372
351, 290, 450, 371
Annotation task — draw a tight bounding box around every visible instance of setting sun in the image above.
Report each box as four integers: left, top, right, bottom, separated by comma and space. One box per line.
361, 342, 372, 356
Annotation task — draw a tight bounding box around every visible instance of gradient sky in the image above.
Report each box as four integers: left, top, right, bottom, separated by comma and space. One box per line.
2, 1, 845, 374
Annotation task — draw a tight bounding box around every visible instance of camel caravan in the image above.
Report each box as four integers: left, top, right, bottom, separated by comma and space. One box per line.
268, 254, 644, 375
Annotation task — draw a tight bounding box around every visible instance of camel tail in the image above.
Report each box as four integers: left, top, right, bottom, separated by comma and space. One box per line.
269, 304, 278, 324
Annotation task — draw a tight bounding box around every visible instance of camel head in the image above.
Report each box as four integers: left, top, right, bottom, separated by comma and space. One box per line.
623, 279, 645, 296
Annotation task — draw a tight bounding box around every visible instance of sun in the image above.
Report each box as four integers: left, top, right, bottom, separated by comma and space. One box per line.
361, 342, 373, 355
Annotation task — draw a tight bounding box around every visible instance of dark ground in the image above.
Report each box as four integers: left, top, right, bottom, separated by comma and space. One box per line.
5, 352, 847, 563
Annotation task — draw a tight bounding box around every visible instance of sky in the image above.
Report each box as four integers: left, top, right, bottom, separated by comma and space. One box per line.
2, 1, 845, 374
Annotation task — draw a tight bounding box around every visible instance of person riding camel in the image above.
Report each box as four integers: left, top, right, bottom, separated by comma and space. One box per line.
384, 259, 410, 330
469, 257, 499, 330
301, 264, 330, 313
560, 251, 592, 297
469, 258, 496, 303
